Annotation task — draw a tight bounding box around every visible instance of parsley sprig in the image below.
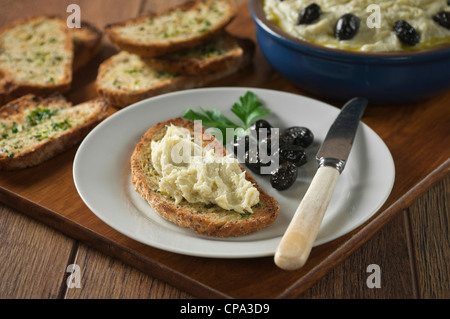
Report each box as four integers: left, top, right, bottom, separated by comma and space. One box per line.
182, 91, 270, 144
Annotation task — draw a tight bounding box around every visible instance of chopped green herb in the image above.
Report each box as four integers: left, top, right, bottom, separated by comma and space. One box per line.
52, 119, 71, 131
27, 108, 58, 126
124, 69, 142, 74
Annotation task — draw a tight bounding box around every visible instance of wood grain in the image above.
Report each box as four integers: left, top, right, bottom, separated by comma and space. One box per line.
0, 0, 143, 30
301, 212, 416, 298
64, 244, 194, 299
0, 176, 448, 298
407, 175, 450, 299
0, 205, 75, 299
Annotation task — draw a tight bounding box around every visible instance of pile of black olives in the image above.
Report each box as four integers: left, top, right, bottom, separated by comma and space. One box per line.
233, 120, 314, 191
294, 2, 450, 46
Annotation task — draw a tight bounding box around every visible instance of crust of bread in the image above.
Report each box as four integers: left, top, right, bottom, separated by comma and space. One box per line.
0, 16, 73, 105
0, 94, 109, 170
96, 37, 254, 108
104, 0, 237, 57
130, 117, 279, 237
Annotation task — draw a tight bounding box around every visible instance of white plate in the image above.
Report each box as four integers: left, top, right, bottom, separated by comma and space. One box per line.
73, 88, 395, 258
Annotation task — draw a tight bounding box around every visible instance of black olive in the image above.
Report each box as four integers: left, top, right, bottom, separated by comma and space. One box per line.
252, 119, 273, 131
298, 3, 322, 25
433, 11, 450, 30
393, 20, 421, 46
270, 162, 298, 191
284, 126, 314, 148
259, 130, 295, 154
279, 132, 295, 146
245, 149, 270, 175
250, 119, 273, 140
232, 135, 249, 160
278, 144, 307, 167
335, 13, 360, 40
259, 136, 273, 156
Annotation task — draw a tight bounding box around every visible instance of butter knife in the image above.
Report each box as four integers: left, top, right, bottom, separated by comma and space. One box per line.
274, 97, 368, 271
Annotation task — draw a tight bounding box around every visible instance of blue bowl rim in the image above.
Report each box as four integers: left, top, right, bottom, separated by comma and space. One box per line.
249, 0, 450, 62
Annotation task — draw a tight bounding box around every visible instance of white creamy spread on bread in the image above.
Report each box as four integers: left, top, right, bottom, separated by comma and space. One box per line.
263, 0, 450, 52
151, 125, 260, 214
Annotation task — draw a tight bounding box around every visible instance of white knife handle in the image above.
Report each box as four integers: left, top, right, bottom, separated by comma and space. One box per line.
274, 166, 340, 271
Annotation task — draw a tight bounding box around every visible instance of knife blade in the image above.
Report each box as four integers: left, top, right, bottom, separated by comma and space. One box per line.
274, 97, 368, 271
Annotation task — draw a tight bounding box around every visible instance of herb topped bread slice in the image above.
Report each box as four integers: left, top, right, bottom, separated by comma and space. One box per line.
0, 94, 109, 170
96, 38, 253, 108
131, 117, 280, 237
0, 16, 73, 105
105, 0, 237, 57
146, 32, 252, 75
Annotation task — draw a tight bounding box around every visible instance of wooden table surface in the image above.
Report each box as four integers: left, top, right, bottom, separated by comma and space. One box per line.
0, 0, 449, 299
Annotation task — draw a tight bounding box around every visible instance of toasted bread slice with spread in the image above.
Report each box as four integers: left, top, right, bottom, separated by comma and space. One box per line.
0, 16, 73, 105
0, 94, 109, 170
105, 0, 237, 57
71, 21, 103, 72
131, 117, 279, 237
146, 32, 247, 75
96, 37, 254, 108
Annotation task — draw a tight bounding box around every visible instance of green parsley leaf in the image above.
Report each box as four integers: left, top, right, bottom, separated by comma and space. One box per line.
182, 91, 270, 145
182, 108, 240, 143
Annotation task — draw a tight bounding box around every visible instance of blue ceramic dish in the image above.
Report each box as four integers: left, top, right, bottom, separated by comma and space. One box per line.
249, 0, 450, 104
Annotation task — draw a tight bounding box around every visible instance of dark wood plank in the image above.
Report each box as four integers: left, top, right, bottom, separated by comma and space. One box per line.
0, 0, 143, 30
0, 174, 447, 298
407, 174, 450, 299
0, 0, 449, 299
141, 0, 190, 13
0, 205, 75, 298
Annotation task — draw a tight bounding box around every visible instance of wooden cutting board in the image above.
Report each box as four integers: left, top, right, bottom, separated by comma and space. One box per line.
1, 3, 449, 298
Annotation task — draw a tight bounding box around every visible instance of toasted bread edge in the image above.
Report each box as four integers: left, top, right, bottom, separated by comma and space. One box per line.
130, 117, 279, 237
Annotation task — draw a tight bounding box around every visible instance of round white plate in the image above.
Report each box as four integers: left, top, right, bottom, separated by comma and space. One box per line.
73, 88, 395, 258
